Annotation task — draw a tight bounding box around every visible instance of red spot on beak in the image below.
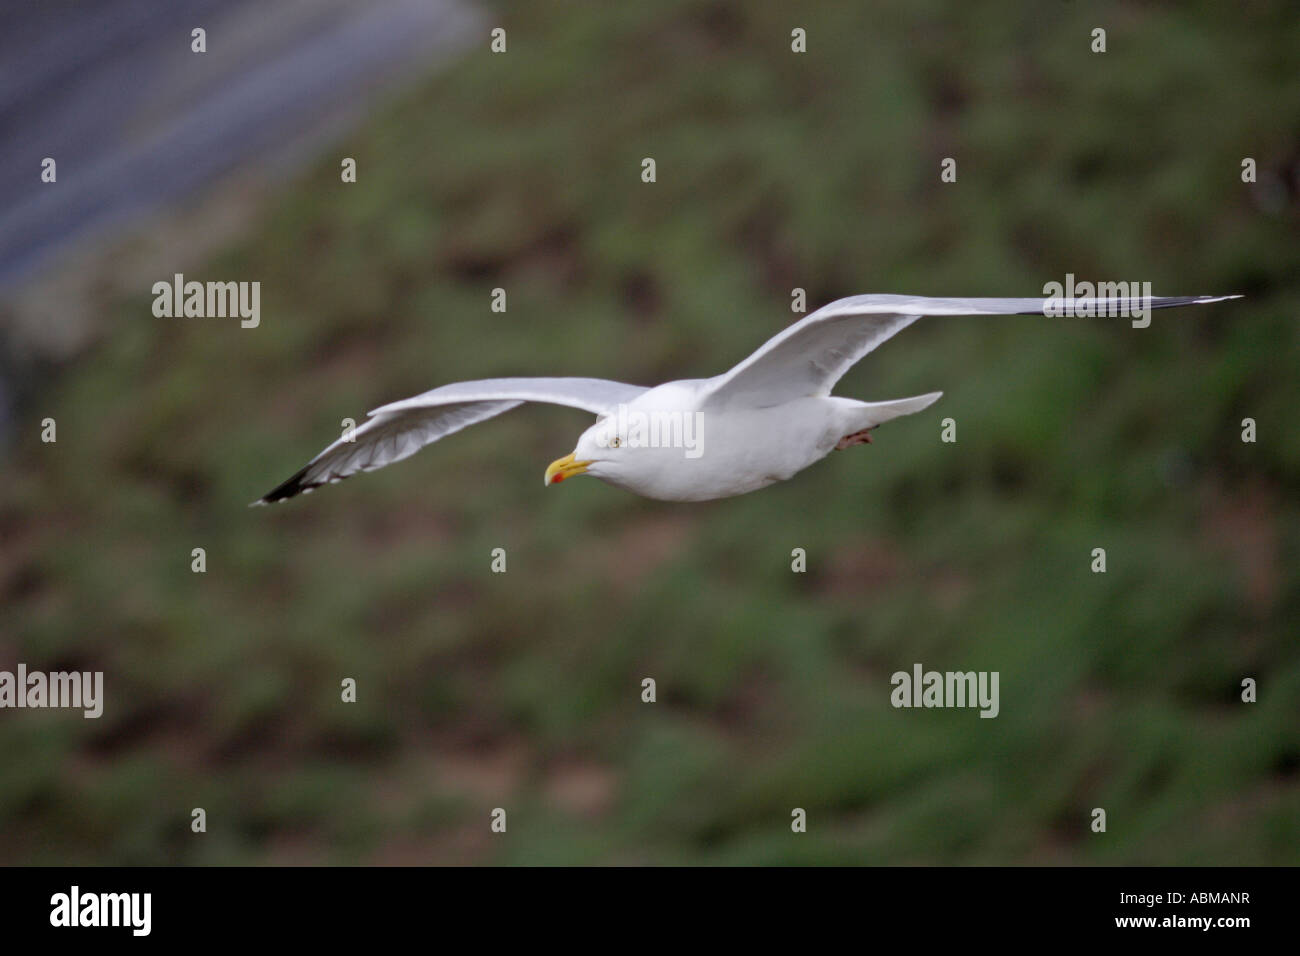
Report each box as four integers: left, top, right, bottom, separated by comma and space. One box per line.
551, 473, 564, 484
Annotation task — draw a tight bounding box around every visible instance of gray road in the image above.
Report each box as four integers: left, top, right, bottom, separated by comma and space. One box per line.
0, 0, 480, 290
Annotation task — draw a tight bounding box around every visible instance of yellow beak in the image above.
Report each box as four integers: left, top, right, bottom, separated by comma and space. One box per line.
545, 452, 592, 486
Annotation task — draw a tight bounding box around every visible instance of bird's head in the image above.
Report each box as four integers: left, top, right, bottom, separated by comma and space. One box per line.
544, 417, 628, 487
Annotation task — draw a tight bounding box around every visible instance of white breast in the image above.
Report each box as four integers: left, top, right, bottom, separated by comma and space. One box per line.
597, 393, 850, 502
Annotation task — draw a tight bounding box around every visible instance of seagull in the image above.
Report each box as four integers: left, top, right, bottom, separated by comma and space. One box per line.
255, 293, 1238, 504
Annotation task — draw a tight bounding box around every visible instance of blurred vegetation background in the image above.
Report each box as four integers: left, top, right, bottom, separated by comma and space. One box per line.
2, 0, 1298, 864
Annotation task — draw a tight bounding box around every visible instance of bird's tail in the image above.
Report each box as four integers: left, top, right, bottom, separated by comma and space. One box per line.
852, 391, 943, 429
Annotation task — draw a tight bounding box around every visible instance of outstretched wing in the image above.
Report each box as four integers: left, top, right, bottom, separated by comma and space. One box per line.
255, 377, 647, 504
700, 293, 1239, 409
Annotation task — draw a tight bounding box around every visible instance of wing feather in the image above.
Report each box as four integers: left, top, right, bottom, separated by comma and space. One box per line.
255, 377, 646, 504
700, 294, 1239, 408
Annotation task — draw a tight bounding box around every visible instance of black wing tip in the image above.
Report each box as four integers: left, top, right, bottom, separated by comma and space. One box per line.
1133, 294, 1243, 310
251, 465, 355, 507
252, 466, 316, 507
1020, 293, 1244, 315
1163, 294, 1244, 306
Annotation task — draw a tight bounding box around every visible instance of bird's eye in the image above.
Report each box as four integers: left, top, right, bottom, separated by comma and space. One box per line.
610, 436, 621, 448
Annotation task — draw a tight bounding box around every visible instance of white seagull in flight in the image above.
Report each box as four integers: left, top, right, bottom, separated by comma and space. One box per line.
256, 293, 1237, 505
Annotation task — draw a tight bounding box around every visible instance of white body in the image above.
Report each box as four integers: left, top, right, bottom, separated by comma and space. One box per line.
577, 381, 928, 501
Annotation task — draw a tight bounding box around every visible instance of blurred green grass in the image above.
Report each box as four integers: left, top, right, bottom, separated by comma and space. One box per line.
2, 0, 1298, 864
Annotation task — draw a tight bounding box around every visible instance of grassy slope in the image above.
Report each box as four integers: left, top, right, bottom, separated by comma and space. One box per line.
2, 0, 1298, 864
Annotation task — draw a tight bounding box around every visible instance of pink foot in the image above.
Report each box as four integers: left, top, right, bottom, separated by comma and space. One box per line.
836, 428, 874, 450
